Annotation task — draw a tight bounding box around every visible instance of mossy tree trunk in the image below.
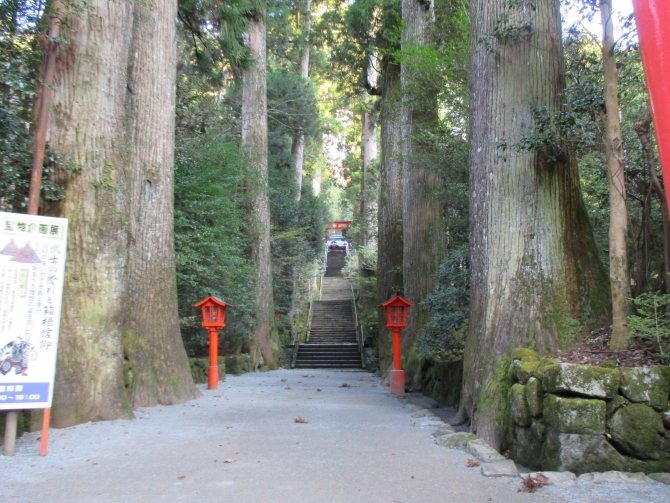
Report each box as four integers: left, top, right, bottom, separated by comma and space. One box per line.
47, 0, 199, 426
377, 58, 403, 373
401, 0, 446, 386
600, 0, 631, 350
47, 0, 135, 426
242, 14, 278, 368
123, 0, 200, 406
461, 0, 610, 450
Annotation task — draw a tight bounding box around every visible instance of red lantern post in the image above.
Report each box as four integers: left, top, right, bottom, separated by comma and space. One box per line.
633, 0, 670, 211
380, 295, 414, 395
194, 295, 232, 390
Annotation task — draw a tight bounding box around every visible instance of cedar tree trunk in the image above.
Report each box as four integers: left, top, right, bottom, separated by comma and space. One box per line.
242, 15, 278, 368
401, 0, 446, 385
47, 0, 135, 426
461, 0, 610, 450
377, 59, 403, 373
123, 0, 200, 406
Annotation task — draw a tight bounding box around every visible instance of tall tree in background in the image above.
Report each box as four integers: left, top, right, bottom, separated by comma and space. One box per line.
47, 0, 134, 426
401, 0, 445, 384
242, 8, 278, 368
599, 0, 630, 350
123, 0, 200, 406
461, 0, 610, 449
292, 0, 312, 201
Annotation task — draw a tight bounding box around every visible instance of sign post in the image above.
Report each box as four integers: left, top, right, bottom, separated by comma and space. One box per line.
0, 212, 68, 456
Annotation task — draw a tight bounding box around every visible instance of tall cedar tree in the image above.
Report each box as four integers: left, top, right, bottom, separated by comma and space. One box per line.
242, 11, 279, 368
460, 0, 610, 449
47, 0, 197, 426
401, 0, 446, 384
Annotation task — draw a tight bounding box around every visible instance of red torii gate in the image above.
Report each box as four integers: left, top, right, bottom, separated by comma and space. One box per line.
325, 221, 352, 241
634, 0, 670, 212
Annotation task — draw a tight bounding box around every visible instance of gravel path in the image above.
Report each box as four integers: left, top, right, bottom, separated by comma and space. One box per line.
1, 369, 669, 503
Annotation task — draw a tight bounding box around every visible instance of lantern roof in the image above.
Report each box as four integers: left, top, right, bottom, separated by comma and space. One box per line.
194, 295, 233, 309
379, 294, 414, 309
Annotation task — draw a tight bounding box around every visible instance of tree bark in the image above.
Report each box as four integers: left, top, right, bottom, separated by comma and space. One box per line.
291, 0, 312, 202
123, 0, 200, 406
360, 109, 378, 248
401, 0, 445, 385
462, 0, 610, 449
636, 117, 670, 294
377, 59, 403, 373
600, 0, 631, 350
47, 0, 135, 426
242, 15, 277, 368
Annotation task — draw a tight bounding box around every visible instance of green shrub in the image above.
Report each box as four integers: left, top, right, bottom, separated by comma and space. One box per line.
628, 292, 670, 363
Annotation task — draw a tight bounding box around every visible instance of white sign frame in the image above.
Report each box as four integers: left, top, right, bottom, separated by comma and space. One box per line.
0, 212, 68, 410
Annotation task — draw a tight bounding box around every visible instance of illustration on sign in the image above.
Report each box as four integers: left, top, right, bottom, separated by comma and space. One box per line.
0, 212, 68, 410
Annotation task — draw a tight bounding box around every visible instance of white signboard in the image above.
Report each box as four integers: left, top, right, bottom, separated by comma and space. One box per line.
0, 212, 68, 410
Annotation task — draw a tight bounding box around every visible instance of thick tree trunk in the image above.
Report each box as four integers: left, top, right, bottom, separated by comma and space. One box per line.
47, 0, 135, 426
377, 59, 403, 373
600, 0, 631, 350
123, 0, 200, 406
401, 0, 445, 385
462, 0, 610, 449
242, 16, 277, 368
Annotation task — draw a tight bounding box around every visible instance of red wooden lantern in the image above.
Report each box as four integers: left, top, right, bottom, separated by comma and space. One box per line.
380, 295, 413, 329
379, 295, 414, 395
195, 295, 232, 390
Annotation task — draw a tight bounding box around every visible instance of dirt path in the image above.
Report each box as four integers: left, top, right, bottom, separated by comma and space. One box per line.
1, 370, 668, 503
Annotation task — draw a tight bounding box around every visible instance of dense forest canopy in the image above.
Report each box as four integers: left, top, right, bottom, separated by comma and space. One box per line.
2, 0, 668, 451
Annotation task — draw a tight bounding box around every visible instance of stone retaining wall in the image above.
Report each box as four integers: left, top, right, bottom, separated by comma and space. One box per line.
510, 348, 670, 474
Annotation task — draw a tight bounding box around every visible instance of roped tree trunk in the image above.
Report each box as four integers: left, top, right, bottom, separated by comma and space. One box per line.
377, 59, 403, 374
461, 0, 610, 450
600, 0, 631, 350
401, 0, 445, 386
242, 14, 277, 368
47, 0, 135, 426
123, 0, 200, 407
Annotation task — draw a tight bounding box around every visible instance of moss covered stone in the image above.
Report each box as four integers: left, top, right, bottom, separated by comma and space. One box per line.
541, 363, 619, 399
541, 430, 625, 474
513, 348, 540, 362
606, 395, 626, 418
543, 394, 606, 435
188, 358, 226, 384
437, 432, 476, 449
620, 367, 670, 411
608, 403, 665, 460
513, 360, 539, 384
531, 418, 546, 440
515, 425, 543, 470
526, 377, 543, 417
624, 454, 670, 474
510, 384, 531, 426
224, 354, 251, 375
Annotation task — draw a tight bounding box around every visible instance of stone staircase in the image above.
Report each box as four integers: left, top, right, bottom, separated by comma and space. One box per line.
294, 250, 363, 369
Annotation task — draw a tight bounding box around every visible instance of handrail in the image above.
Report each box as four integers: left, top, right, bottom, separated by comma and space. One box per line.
319, 247, 327, 300
350, 283, 365, 368
290, 325, 300, 368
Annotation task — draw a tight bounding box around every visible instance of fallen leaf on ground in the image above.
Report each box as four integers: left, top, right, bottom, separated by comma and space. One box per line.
295, 416, 309, 423
281, 379, 287, 382
519, 473, 549, 493
466, 459, 481, 467
340, 383, 351, 388
178, 475, 186, 480
316, 388, 322, 392
224, 459, 236, 463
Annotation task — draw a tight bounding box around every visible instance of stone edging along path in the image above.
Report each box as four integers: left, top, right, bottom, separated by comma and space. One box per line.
401, 394, 670, 487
